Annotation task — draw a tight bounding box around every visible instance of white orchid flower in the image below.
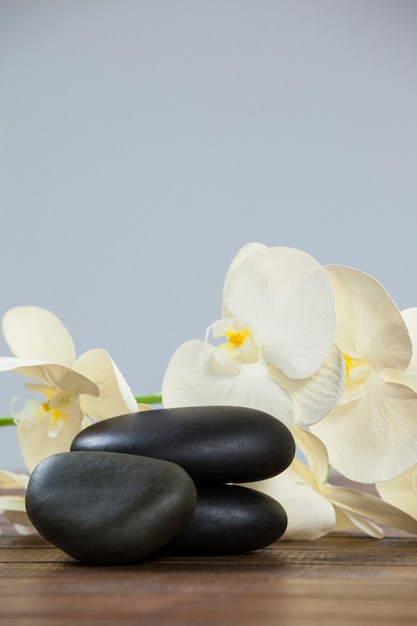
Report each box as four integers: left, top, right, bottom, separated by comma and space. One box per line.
162, 244, 345, 429
244, 427, 417, 540
381, 307, 417, 395
376, 465, 417, 521
0, 470, 35, 535
311, 267, 417, 484
0, 306, 138, 471
373, 307, 417, 519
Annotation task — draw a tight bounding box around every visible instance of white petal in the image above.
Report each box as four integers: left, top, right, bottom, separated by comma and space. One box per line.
0, 470, 29, 490
246, 469, 336, 540
12, 398, 48, 427
224, 242, 268, 279
0, 498, 36, 534
376, 464, 417, 520
325, 266, 412, 370
213, 343, 243, 373
291, 427, 330, 486
0, 495, 27, 512
324, 484, 417, 536
75, 349, 137, 419
9, 519, 37, 535
333, 507, 357, 532
0, 358, 99, 398
270, 345, 345, 427
334, 509, 384, 538
3, 306, 76, 366
137, 403, 154, 412
162, 340, 295, 428
402, 307, 417, 342
17, 409, 84, 472
223, 247, 335, 379
22, 364, 99, 397
383, 366, 417, 394
383, 308, 417, 393
25, 382, 56, 395
312, 376, 417, 483
0, 356, 50, 372
222, 242, 267, 318
338, 379, 367, 405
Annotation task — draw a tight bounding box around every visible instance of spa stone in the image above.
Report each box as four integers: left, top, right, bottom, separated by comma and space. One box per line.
162, 484, 287, 555
71, 406, 295, 483
25, 451, 197, 565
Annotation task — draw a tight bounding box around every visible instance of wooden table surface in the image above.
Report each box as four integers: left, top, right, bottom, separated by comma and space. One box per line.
1, 511, 417, 626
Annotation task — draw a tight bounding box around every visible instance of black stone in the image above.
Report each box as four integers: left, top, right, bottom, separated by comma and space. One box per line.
161, 484, 287, 555
71, 406, 295, 483
25, 451, 197, 565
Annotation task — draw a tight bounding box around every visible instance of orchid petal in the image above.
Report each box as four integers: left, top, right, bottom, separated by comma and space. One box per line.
12, 398, 49, 427
324, 484, 417, 536
246, 469, 336, 540
333, 507, 357, 532
222, 242, 267, 318
17, 410, 84, 472
162, 339, 295, 428
223, 247, 335, 379
324, 266, 412, 370
0, 499, 36, 534
337, 379, 367, 405
46, 413, 66, 438
19, 365, 99, 398
6, 517, 37, 535
335, 509, 384, 538
288, 456, 317, 485
0, 470, 29, 490
0, 358, 99, 398
0, 356, 52, 372
383, 308, 417, 393
2, 306, 76, 366
25, 382, 56, 396
0, 495, 27, 512
75, 349, 137, 419
312, 377, 417, 482
291, 427, 330, 486
270, 345, 345, 427
376, 464, 417, 520
383, 367, 417, 394
213, 343, 243, 373
137, 403, 154, 412
402, 307, 417, 344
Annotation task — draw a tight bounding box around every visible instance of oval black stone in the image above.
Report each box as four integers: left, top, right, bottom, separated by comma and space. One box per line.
71, 406, 295, 483
161, 485, 287, 555
25, 451, 197, 565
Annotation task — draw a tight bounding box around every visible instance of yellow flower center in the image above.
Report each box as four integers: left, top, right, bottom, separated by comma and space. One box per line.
42, 389, 73, 428
223, 327, 252, 348
41, 404, 61, 420
343, 353, 371, 385
210, 318, 260, 367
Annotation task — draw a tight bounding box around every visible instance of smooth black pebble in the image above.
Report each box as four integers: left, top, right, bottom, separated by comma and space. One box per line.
161, 485, 287, 555
25, 451, 197, 565
71, 406, 295, 483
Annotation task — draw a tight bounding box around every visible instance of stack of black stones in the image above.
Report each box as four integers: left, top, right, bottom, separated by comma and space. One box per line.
25, 406, 295, 565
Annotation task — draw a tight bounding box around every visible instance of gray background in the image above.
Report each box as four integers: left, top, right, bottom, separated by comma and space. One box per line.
1, 0, 416, 471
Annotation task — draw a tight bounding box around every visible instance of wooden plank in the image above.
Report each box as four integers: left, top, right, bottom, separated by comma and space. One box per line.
1, 488, 417, 625
0, 534, 417, 625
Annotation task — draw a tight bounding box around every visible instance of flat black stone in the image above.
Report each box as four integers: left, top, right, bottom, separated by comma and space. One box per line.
71, 406, 295, 483
25, 451, 197, 565
161, 484, 287, 555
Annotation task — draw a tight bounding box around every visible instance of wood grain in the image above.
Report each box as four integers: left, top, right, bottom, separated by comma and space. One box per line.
1, 518, 417, 626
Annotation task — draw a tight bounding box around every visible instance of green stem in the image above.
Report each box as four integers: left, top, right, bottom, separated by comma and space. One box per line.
0, 393, 163, 427
0, 418, 15, 427
135, 393, 162, 405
